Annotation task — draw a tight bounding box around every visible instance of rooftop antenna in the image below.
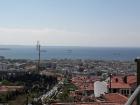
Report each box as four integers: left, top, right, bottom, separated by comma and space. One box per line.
108, 69, 112, 93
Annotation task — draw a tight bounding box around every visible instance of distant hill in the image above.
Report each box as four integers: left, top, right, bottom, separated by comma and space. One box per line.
0, 48, 11, 50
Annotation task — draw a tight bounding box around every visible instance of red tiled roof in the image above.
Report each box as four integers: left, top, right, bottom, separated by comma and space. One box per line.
0, 86, 8, 93
108, 75, 136, 89
111, 76, 124, 83
110, 82, 131, 89
0, 85, 24, 93
110, 75, 137, 85
52, 102, 122, 105
127, 75, 136, 85
71, 76, 95, 91
76, 83, 94, 91
104, 93, 128, 104
71, 76, 99, 84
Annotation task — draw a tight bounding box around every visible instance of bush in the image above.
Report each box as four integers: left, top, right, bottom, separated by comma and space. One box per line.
1, 80, 11, 85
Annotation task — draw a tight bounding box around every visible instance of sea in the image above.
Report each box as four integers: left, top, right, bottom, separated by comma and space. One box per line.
0, 45, 140, 61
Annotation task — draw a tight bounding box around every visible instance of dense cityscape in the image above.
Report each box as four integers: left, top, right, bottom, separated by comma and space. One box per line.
0, 55, 138, 105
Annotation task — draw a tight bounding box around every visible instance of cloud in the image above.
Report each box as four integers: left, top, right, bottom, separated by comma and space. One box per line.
0, 27, 140, 47
0, 27, 53, 33
0, 27, 91, 46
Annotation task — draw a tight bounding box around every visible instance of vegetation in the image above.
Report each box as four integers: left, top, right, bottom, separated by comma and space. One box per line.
56, 78, 77, 102
1, 80, 11, 85
0, 73, 58, 104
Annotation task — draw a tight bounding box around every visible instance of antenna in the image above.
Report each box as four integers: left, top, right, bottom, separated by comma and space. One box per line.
37, 41, 41, 72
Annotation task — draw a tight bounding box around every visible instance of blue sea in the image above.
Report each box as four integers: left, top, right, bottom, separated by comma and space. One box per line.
0, 45, 140, 61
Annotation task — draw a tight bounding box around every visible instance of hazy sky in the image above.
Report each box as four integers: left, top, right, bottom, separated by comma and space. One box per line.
0, 0, 140, 47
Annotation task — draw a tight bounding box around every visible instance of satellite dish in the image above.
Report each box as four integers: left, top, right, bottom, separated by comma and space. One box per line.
94, 81, 108, 97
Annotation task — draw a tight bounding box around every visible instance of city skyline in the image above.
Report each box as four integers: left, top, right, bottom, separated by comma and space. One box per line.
0, 0, 140, 47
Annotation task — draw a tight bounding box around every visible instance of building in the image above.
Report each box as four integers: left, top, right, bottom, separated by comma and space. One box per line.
0, 63, 8, 71
106, 75, 137, 96
71, 76, 97, 96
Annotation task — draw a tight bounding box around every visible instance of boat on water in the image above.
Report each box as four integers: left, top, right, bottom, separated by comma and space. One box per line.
66, 49, 72, 53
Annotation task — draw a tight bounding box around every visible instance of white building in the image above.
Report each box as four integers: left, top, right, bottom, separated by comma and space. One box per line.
94, 81, 108, 97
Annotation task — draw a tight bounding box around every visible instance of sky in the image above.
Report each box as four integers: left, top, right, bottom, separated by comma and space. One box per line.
0, 0, 140, 47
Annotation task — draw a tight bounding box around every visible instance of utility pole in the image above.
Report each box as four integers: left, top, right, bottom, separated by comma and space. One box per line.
37, 41, 41, 72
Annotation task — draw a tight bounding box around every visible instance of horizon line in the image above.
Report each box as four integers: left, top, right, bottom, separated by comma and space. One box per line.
0, 44, 140, 48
